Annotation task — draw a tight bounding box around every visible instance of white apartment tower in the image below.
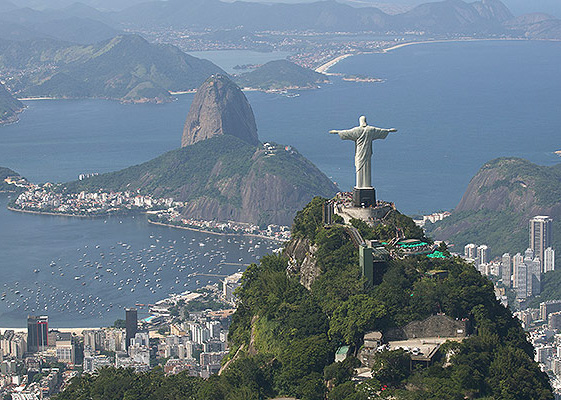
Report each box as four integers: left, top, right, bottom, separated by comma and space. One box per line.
501, 253, 512, 287
515, 263, 528, 299
464, 243, 477, 259
544, 247, 555, 273
512, 253, 524, 288
477, 245, 489, 266
527, 257, 542, 297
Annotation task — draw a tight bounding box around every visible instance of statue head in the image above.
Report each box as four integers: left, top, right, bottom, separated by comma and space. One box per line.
359, 115, 367, 127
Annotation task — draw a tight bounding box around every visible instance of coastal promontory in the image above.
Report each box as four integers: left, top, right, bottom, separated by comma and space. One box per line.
0, 83, 24, 125
65, 75, 338, 226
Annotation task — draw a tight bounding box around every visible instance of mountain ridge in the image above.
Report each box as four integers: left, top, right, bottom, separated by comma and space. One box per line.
428, 157, 561, 258
2, 34, 226, 103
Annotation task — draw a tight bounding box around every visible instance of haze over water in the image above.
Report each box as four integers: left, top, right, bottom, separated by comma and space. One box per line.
1, 40, 560, 327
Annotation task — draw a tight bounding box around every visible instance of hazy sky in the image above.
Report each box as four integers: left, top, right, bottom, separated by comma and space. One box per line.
8, 0, 561, 18
242, 0, 561, 18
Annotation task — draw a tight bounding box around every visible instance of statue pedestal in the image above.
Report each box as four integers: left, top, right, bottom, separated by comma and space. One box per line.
352, 187, 376, 208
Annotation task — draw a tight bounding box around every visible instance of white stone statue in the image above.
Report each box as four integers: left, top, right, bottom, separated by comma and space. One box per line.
330, 116, 397, 189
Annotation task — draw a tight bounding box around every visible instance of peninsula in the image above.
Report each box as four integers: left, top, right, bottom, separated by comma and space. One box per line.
11, 75, 338, 227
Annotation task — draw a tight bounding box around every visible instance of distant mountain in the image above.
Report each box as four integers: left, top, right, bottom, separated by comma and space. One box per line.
65, 75, 338, 225
0, 6, 120, 43
234, 60, 329, 91
116, 0, 390, 31
182, 74, 259, 147
10, 0, 157, 12
0, 83, 24, 125
504, 13, 561, 39
116, 0, 515, 34
427, 157, 561, 259
11, 34, 226, 102
394, 0, 513, 33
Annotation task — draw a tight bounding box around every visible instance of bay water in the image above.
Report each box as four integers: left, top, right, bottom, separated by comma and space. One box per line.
1, 40, 560, 327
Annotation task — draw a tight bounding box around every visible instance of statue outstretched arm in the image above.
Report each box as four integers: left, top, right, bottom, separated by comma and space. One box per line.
329, 127, 361, 140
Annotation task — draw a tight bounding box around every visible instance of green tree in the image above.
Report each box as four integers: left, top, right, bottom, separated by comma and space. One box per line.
371, 350, 411, 387
328, 294, 386, 345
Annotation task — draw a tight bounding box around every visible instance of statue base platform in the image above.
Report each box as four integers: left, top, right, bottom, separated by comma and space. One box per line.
352, 187, 376, 208
335, 204, 392, 227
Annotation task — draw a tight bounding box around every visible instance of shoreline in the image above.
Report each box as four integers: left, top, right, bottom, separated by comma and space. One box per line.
8, 205, 286, 242
18, 96, 57, 101
7, 205, 112, 218
316, 37, 535, 74
315, 53, 354, 74
148, 219, 286, 243
382, 37, 527, 53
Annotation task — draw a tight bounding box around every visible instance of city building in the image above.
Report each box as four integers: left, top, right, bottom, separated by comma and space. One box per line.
1, 330, 27, 359
512, 253, 524, 288
540, 301, 561, 321
515, 263, 528, 299
529, 216, 553, 271
83, 329, 105, 352
477, 245, 489, 267
501, 253, 512, 287
27, 316, 48, 353
527, 257, 542, 297
83, 355, 111, 373
125, 308, 138, 351
464, 243, 477, 260
222, 272, 243, 304
549, 311, 561, 331
544, 247, 556, 273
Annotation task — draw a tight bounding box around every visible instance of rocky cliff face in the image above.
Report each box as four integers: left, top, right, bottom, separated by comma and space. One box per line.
454, 157, 561, 215
181, 74, 259, 147
178, 143, 338, 225
285, 237, 321, 290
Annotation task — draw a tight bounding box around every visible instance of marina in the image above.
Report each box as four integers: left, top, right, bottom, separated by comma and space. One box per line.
0, 195, 279, 327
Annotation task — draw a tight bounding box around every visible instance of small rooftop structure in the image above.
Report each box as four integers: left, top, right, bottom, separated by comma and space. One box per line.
335, 346, 350, 363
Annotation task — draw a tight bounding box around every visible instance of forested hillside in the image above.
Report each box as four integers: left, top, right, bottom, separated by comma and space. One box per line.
54, 197, 552, 400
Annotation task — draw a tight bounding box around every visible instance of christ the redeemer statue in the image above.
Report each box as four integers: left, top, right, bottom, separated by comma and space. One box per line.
330, 116, 397, 189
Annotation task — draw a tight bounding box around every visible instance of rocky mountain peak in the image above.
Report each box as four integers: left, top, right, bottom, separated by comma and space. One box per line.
181, 74, 259, 147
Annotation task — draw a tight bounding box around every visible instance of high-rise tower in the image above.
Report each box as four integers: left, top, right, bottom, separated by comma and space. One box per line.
125, 308, 138, 351
529, 216, 553, 271
27, 315, 48, 353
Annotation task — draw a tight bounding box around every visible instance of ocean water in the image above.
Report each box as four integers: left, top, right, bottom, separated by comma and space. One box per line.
1, 41, 560, 326
0, 193, 278, 327
188, 50, 292, 73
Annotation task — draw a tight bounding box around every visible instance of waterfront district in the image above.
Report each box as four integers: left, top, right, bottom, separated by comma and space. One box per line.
1, 182, 559, 398
5, 171, 291, 242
